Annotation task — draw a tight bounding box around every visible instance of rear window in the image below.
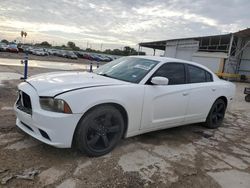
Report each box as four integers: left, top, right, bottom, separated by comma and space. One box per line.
205, 71, 213, 82
188, 65, 206, 83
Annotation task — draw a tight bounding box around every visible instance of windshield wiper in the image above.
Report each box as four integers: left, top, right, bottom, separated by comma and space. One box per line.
98, 73, 113, 78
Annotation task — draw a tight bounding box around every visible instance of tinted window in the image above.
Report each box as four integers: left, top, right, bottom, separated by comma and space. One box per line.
188, 65, 207, 83
152, 63, 186, 85
206, 71, 213, 82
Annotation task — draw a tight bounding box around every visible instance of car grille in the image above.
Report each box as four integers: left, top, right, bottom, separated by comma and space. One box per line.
16, 91, 32, 115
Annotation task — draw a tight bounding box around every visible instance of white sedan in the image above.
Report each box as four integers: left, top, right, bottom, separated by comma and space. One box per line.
14, 56, 235, 156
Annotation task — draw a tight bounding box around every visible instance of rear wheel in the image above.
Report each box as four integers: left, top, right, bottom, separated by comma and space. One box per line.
245, 94, 250, 102
75, 105, 124, 157
205, 99, 226, 129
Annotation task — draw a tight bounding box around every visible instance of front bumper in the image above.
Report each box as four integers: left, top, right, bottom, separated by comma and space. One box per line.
14, 82, 82, 148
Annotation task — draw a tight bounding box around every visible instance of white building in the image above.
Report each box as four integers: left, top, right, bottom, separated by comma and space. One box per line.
139, 28, 250, 80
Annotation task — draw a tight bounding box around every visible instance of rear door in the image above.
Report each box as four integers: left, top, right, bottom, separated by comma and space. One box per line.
185, 64, 218, 122
141, 62, 190, 130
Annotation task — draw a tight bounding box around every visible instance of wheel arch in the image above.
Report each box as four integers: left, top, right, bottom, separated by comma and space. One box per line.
72, 102, 129, 147
206, 96, 228, 120
217, 96, 228, 108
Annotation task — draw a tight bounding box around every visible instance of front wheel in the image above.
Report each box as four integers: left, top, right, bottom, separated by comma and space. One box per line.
205, 99, 226, 129
75, 105, 124, 157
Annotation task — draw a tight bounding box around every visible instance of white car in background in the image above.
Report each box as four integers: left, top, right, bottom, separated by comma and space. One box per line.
14, 56, 235, 156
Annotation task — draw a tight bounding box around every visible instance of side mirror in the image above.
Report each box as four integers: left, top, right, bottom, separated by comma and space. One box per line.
151, 76, 169, 85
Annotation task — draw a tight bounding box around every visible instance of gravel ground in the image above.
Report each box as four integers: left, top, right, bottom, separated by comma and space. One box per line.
0, 63, 250, 188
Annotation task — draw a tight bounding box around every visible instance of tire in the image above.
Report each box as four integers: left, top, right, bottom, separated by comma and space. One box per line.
75, 105, 124, 157
245, 94, 250, 102
204, 99, 226, 129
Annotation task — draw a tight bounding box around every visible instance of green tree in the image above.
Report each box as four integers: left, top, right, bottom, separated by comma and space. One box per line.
103, 46, 145, 56
1, 39, 9, 44
67, 41, 81, 51
40, 41, 51, 47
123, 46, 138, 55
67, 41, 76, 49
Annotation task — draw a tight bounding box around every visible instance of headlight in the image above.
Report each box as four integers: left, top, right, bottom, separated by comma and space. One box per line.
39, 97, 72, 114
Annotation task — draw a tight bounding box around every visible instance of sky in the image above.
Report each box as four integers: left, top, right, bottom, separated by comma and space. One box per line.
0, 0, 249, 55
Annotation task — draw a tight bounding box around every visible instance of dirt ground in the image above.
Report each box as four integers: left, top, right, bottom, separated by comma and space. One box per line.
0, 62, 250, 188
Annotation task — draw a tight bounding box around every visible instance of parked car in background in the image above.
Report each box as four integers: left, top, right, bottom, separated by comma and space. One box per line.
33, 49, 48, 56
52, 50, 62, 57
65, 51, 78, 59
18, 46, 24, 53
7, 43, 19, 53
47, 49, 59, 56
91, 54, 103, 61
56, 50, 66, 57
14, 56, 235, 157
82, 53, 94, 61
102, 55, 112, 62
74, 51, 85, 58
0, 43, 8, 52
22, 46, 34, 54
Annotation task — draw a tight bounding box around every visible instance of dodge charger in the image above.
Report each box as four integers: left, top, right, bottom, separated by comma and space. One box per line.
14, 56, 235, 156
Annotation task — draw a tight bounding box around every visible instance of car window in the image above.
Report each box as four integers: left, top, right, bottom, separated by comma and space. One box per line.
205, 71, 213, 82
187, 65, 207, 83
150, 63, 186, 85
94, 57, 159, 83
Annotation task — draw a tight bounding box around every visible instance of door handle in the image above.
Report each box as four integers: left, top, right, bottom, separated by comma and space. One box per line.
182, 92, 189, 96
212, 88, 216, 91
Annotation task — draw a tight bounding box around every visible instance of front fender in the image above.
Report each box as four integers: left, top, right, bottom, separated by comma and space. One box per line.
57, 85, 145, 135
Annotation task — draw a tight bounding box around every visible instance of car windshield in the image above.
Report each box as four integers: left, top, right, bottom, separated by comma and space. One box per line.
94, 57, 159, 83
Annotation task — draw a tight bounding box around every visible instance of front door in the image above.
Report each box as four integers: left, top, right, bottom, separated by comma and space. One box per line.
141, 63, 190, 130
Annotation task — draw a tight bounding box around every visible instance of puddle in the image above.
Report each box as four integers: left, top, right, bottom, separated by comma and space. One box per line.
0, 72, 23, 86
0, 58, 97, 70
0, 72, 23, 81
1, 106, 14, 111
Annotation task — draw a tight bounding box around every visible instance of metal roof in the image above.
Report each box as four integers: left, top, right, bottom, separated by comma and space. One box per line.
139, 28, 249, 50
234, 28, 250, 37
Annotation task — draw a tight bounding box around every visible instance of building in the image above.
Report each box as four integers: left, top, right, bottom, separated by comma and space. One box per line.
139, 28, 250, 80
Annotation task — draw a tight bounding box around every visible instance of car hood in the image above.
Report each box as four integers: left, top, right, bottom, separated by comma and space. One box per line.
26, 71, 128, 97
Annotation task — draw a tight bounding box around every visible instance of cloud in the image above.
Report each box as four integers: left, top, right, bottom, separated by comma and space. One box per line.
0, 0, 249, 52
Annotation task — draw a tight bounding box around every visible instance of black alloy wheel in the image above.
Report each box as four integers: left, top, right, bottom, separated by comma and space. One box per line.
75, 105, 124, 157
245, 94, 250, 102
205, 99, 226, 129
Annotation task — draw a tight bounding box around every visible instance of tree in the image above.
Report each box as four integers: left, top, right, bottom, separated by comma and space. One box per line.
67, 41, 76, 49
103, 46, 145, 56
123, 46, 138, 55
1, 39, 9, 44
40, 41, 51, 47
138, 51, 146, 55
104, 49, 112, 54
67, 41, 81, 51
